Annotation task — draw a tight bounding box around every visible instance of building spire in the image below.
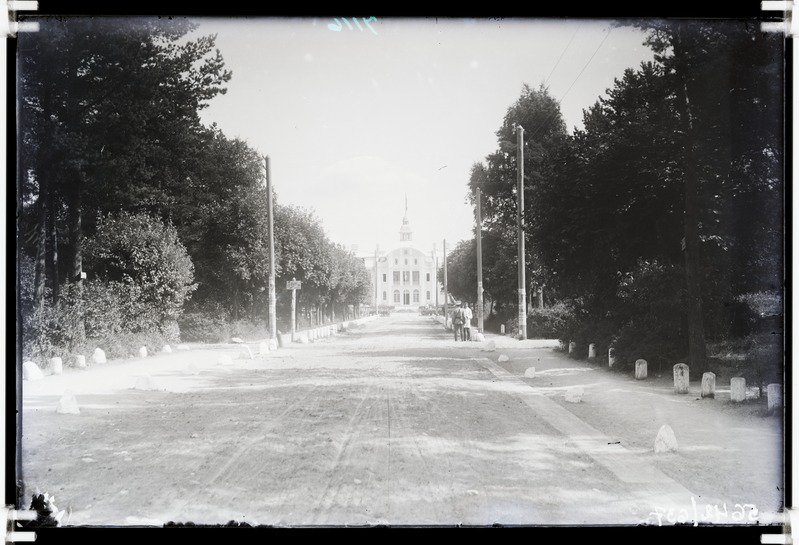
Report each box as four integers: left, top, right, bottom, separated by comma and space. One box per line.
400, 195, 412, 242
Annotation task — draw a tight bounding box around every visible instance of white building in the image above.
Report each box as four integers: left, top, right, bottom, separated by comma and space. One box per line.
358, 205, 447, 311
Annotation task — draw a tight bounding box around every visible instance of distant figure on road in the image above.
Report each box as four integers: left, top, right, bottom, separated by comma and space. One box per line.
452, 305, 464, 341
462, 303, 473, 341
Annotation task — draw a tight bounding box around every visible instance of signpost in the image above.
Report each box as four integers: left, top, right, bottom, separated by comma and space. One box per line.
287, 278, 301, 341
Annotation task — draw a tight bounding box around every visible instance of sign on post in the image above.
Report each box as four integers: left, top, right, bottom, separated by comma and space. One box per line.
287, 280, 302, 290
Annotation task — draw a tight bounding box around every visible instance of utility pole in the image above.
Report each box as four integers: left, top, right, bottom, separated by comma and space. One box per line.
516, 124, 527, 340
443, 239, 448, 329
290, 278, 298, 341
434, 245, 439, 308
476, 187, 484, 333
266, 156, 277, 343
374, 245, 379, 315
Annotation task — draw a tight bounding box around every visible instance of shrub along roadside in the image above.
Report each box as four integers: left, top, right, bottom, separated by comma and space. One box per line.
21, 212, 196, 369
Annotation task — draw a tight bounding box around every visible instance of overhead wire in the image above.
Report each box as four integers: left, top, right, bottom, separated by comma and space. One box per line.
544, 24, 582, 88
527, 25, 614, 142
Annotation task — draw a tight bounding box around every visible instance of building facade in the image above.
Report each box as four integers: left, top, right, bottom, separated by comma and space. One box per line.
358, 207, 446, 311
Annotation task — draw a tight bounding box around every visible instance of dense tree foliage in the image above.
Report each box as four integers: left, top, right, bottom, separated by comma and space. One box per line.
18, 18, 231, 305
449, 20, 783, 371
465, 84, 569, 310
84, 211, 196, 327
18, 17, 371, 358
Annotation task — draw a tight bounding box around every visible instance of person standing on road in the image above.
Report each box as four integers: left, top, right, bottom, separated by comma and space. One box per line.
462, 303, 473, 341
452, 305, 464, 341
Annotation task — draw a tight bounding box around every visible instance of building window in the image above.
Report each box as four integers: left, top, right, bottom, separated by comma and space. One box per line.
394, 258, 398, 265
382, 273, 387, 282
426, 291, 431, 300
412, 271, 420, 284
383, 291, 387, 301
413, 290, 420, 303
403, 290, 410, 305
402, 271, 410, 283
393, 271, 400, 283
414, 258, 418, 265
404, 258, 408, 265
404, 249, 409, 255
426, 273, 431, 282
393, 290, 400, 303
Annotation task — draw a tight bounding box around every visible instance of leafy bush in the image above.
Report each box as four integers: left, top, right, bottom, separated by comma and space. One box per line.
21, 280, 182, 365
21, 211, 196, 365
22, 290, 85, 363
527, 303, 574, 339
177, 312, 230, 343
229, 319, 267, 341
84, 211, 197, 327
609, 260, 687, 371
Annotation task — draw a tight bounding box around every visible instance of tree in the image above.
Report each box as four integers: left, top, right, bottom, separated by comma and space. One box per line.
18, 17, 231, 309
273, 205, 334, 327
83, 211, 196, 329
175, 130, 270, 320
438, 239, 477, 305
524, 20, 783, 364
633, 20, 783, 363
467, 84, 569, 312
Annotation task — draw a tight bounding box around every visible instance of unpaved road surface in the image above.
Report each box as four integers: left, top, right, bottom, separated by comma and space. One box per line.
19, 314, 784, 527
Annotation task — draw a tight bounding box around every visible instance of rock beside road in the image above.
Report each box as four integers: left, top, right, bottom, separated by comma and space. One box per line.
654, 424, 678, 453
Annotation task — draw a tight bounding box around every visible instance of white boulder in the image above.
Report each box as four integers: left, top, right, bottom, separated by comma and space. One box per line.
217, 354, 233, 366
161, 345, 172, 354
654, 424, 678, 453
481, 340, 496, 352
176, 344, 190, 351
498, 354, 510, 363
134, 375, 164, 391
75, 355, 87, 368
139, 346, 148, 358
231, 337, 245, 344
56, 390, 80, 414
524, 367, 536, 378
564, 386, 584, 403
23, 361, 43, 381
91, 348, 107, 365
50, 357, 63, 375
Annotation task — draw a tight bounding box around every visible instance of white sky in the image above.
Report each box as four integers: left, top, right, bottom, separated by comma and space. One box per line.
188, 17, 656, 256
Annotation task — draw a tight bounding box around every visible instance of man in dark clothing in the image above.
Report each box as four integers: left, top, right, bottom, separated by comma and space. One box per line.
452, 306, 464, 341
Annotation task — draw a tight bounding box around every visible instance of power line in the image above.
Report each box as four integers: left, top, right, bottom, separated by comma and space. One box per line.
544, 24, 582, 88
528, 26, 614, 142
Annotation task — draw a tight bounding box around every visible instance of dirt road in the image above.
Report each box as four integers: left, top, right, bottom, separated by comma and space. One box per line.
19, 313, 784, 527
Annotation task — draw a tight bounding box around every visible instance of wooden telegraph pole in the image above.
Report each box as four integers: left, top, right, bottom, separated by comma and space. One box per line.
443, 239, 448, 328
476, 187, 484, 333
374, 245, 379, 315
266, 156, 277, 343
516, 124, 527, 340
